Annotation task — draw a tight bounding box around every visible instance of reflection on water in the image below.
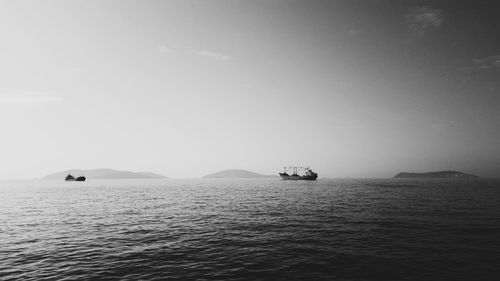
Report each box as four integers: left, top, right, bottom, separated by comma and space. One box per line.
1, 178, 499, 280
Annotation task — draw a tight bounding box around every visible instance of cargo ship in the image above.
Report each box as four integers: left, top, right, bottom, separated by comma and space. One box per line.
279, 166, 318, 180
65, 173, 86, 182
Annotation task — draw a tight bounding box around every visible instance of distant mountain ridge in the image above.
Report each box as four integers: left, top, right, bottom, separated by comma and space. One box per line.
43, 168, 167, 179
203, 169, 277, 179
394, 171, 478, 178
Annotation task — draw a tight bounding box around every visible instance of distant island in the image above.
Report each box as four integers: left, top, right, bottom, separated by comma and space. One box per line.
394, 171, 478, 178
43, 168, 167, 180
203, 169, 277, 179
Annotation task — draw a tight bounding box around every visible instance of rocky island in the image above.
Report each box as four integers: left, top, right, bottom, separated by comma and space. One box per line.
394, 171, 478, 178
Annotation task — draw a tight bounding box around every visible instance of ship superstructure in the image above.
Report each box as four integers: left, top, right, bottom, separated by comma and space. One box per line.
279, 166, 318, 180
65, 173, 86, 181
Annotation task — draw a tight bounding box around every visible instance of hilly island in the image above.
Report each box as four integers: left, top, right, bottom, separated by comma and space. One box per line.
394, 171, 478, 179
43, 168, 167, 180
203, 169, 277, 179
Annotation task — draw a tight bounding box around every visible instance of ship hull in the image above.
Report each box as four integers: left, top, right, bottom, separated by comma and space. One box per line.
65, 175, 86, 181
279, 173, 318, 181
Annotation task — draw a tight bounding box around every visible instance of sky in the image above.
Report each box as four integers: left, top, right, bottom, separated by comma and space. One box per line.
0, 0, 499, 179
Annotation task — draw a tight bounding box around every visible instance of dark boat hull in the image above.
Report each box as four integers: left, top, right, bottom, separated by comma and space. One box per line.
65, 175, 86, 181
279, 173, 318, 181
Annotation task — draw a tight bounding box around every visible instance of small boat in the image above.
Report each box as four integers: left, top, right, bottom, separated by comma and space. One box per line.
279, 166, 318, 180
65, 174, 75, 181
76, 176, 86, 181
65, 173, 86, 182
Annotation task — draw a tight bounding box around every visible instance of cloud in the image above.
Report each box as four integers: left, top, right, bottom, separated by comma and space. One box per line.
332, 122, 365, 130
343, 25, 359, 38
195, 50, 232, 60
431, 120, 455, 130
459, 55, 500, 82
404, 6, 443, 37
158, 45, 174, 54
472, 55, 500, 69
0, 91, 61, 104
158, 46, 233, 61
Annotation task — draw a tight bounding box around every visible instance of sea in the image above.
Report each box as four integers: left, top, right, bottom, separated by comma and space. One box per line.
1, 178, 499, 281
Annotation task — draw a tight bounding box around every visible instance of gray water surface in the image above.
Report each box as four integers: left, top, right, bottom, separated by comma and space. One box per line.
1, 178, 499, 280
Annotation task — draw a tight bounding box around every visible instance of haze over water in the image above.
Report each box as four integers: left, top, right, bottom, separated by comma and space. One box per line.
2, 178, 499, 280
1, 0, 500, 179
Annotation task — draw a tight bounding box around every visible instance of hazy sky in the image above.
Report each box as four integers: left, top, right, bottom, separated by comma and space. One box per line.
1, 0, 499, 179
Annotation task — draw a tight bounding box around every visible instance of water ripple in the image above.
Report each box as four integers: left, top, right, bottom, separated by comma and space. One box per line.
1, 178, 499, 280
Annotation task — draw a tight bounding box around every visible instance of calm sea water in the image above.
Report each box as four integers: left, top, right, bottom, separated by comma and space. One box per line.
1, 178, 499, 281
